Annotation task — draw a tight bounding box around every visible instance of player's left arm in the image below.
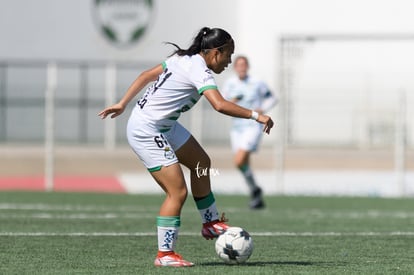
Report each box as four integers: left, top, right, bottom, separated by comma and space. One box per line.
203, 88, 274, 134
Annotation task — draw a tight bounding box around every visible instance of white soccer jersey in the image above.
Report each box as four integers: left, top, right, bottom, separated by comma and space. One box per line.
223, 75, 275, 129
134, 54, 217, 133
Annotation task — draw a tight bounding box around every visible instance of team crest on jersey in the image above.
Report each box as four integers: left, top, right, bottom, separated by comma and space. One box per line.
92, 0, 154, 48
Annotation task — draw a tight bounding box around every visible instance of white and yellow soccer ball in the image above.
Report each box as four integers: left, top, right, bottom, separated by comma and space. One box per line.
215, 227, 254, 264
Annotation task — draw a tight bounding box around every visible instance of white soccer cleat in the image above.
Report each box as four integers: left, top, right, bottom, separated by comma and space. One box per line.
154, 252, 194, 267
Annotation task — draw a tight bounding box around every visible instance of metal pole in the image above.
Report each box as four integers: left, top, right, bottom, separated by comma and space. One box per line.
104, 63, 116, 150
0, 62, 7, 141
394, 89, 406, 196
276, 38, 287, 195
45, 62, 57, 192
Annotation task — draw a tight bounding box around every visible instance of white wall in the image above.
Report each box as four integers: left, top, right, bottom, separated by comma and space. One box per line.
1, 0, 413, 146
236, 0, 414, 92
0, 0, 238, 62
3, 0, 414, 90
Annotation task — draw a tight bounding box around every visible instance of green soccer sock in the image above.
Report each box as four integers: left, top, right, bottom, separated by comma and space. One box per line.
194, 192, 219, 223
157, 216, 180, 252
239, 164, 258, 193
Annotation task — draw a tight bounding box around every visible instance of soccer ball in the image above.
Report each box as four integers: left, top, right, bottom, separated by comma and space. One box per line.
215, 227, 254, 264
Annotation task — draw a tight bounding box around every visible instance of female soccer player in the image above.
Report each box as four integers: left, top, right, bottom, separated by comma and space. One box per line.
99, 27, 274, 267
223, 56, 278, 209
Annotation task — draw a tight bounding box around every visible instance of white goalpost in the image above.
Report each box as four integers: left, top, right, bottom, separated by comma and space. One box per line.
278, 34, 413, 197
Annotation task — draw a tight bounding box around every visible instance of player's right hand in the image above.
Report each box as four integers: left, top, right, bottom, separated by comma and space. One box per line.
98, 103, 125, 119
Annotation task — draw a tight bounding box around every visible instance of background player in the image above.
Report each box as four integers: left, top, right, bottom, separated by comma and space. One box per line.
223, 55, 278, 209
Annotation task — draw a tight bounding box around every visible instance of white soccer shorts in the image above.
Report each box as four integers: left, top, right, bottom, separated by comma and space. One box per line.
127, 116, 191, 172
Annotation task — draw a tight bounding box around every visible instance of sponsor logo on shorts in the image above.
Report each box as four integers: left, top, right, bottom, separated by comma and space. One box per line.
164, 147, 175, 160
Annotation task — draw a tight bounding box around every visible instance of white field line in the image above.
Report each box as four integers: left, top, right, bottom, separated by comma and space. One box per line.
0, 213, 154, 219
0, 203, 153, 212
1, 209, 413, 220
0, 204, 242, 214
4, 212, 413, 220
1, 231, 414, 237
2, 203, 413, 219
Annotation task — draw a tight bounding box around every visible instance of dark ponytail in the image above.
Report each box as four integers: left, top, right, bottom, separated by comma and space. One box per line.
166, 27, 233, 57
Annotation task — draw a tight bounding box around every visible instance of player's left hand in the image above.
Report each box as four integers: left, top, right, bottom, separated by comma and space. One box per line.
257, 114, 274, 134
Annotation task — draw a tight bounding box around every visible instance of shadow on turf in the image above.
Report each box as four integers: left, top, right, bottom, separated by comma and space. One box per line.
200, 261, 318, 267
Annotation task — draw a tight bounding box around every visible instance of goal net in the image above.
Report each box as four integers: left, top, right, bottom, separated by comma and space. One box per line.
279, 34, 413, 149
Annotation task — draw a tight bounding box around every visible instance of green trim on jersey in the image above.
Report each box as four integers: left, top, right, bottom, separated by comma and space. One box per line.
167, 116, 179, 121
190, 98, 198, 104
198, 85, 217, 94
161, 61, 167, 70
148, 166, 162, 172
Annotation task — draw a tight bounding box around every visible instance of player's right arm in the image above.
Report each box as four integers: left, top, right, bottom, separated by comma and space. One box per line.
98, 64, 164, 119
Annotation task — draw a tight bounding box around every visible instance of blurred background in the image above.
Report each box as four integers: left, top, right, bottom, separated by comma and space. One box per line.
0, 0, 413, 196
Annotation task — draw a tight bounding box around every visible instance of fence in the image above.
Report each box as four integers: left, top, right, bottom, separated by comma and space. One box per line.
0, 59, 237, 146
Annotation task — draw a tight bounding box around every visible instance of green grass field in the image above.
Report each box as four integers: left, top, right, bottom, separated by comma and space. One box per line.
1, 191, 413, 274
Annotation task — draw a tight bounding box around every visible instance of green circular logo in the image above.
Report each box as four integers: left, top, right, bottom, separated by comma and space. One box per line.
93, 0, 154, 48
